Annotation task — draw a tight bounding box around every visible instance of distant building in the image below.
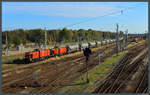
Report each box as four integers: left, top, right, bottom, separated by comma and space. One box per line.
17, 44, 24, 51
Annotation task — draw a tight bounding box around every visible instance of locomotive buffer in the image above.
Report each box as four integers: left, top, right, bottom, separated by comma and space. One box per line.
83, 47, 92, 83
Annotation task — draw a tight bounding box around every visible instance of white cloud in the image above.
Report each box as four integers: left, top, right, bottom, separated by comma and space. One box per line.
3, 2, 119, 18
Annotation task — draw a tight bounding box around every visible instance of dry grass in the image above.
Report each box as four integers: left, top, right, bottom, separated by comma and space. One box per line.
57, 52, 125, 93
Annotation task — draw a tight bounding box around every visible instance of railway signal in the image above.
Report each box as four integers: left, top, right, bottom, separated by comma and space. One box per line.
83, 47, 92, 83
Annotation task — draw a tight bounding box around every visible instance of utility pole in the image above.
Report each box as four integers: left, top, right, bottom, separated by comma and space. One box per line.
145, 30, 148, 39
5, 31, 8, 55
101, 32, 104, 46
125, 29, 128, 47
116, 23, 119, 56
53, 32, 56, 48
44, 27, 47, 49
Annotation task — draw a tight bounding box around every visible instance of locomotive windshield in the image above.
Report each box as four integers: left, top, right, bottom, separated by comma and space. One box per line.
25, 53, 33, 59
29, 54, 33, 58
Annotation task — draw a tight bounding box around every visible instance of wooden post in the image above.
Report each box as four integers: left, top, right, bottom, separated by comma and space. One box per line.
33, 72, 38, 86
33, 69, 41, 86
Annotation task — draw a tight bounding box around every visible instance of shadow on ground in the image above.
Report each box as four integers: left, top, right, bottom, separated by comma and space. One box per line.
4, 59, 29, 64
10, 83, 47, 88
63, 81, 87, 86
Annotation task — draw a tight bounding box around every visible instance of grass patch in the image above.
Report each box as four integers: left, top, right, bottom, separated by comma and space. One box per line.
2, 51, 26, 57
2, 55, 24, 63
58, 51, 125, 93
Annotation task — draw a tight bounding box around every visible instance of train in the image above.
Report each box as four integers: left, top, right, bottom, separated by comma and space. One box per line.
25, 39, 117, 63
132, 37, 143, 42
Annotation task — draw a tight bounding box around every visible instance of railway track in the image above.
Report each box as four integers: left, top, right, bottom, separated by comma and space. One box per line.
2, 43, 115, 79
93, 42, 146, 93
2, 43, 116, 93
29, 44, 117, 93
93, 41, 147, 93
2, 42, 115, 72
2, 40, 145, 93
120, 55, 148, 93
135, 65, 148, 93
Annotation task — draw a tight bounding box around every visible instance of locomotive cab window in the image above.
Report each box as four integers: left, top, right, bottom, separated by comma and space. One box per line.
29, 54, 33, 58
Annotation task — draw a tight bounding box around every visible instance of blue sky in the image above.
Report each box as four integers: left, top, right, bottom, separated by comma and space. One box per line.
2, 2, 148, 34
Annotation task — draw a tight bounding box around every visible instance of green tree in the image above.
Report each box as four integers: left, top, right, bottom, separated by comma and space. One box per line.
13, 36, 21, 46
65, 30, 73, 42
59, 28, 66, 42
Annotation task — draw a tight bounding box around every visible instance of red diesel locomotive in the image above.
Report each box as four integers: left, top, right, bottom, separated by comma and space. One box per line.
135, 37, 142, 41
132, 37, 142, 42
25, 47, 67, 62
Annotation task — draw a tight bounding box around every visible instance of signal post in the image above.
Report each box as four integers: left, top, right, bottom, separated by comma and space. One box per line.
83, 47, 92, 83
